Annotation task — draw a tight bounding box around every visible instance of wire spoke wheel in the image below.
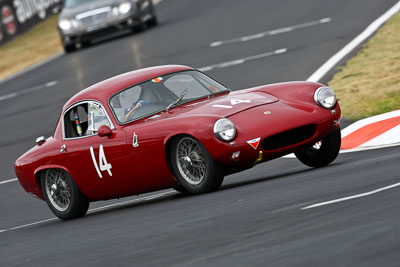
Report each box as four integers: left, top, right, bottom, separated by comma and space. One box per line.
170, 136, 225, 194
176, 137, 207, 185
44, 169, 71, 212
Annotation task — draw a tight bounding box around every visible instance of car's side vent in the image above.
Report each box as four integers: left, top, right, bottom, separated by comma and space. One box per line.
261, 124, 316, 151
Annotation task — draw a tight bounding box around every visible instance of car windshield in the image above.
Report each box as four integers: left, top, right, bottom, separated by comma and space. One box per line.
109, 70, 229, 124
64, 0, 97, 8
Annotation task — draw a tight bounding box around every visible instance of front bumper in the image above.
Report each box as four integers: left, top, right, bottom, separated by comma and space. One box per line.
59, 13, 140, 44
205, 102, 341, 168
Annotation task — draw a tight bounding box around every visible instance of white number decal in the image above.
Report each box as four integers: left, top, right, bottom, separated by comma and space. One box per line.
212, 99, 251, 109
230, 99, 251, 105
90, 144, 112, 179
133, 132, 139, 147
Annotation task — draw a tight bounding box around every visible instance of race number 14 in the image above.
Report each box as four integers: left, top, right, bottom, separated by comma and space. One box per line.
90, 144, 112, 178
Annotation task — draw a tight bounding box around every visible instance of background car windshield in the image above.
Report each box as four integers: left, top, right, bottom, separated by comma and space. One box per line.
110, 70, 228, 123
64, 0, 97, 7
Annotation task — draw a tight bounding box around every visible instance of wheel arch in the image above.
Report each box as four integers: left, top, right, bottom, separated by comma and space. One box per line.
34, 165, 88, 200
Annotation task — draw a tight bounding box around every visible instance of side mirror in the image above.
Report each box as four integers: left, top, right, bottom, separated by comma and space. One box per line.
97, 125, 112, 137
36, 136, 46, 146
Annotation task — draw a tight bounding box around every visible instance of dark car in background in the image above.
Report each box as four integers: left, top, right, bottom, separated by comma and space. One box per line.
58, 0, 158, 52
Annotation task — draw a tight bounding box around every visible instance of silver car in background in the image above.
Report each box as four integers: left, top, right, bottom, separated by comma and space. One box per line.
58, 0, 158, 52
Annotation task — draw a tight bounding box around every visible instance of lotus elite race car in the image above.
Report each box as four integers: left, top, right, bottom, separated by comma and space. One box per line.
15, 65, 341, 220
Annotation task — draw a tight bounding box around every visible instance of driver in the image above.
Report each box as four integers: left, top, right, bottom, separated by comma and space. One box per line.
124, 100, 151, 121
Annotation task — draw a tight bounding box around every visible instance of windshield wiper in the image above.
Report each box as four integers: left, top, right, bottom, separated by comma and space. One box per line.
166, 88, 189, 111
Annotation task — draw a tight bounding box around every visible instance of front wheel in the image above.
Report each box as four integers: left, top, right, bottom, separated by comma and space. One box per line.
295, 128, 341, 168
63, 43, 76, 53
170, 136, 224, 194
41, 169, 89, 220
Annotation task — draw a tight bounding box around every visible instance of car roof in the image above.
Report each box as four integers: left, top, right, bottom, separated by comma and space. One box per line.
64, 65, 193, 109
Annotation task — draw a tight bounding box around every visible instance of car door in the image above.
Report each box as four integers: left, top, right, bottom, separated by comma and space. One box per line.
60, 100, 145, 200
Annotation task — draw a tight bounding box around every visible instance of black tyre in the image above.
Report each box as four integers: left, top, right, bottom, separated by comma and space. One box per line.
295, 128, 341, 168
80, 40, 91, 48
63, 43, 76, 53
41, 169, 89, 220
133, 12, 147, 32
172, 184, 188, 194
147, 4, 158, 27
148, 14, 158, 27
170, 136, 224, 194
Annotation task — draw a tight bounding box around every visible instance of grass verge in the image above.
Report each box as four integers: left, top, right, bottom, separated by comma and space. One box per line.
328, 11, 400, 120
0, 15, 62, 81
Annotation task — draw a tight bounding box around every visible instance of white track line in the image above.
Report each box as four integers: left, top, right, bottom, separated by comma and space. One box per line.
210, 18, 331, 47
302, 182, 400, 210
0, 81, 58, 102
88, 190, 175, 213
7, 218, 58, 231
0, 190, 175, 233
199, 48, 287, 72
0, 178, 18, 185
307, 0, 400, 82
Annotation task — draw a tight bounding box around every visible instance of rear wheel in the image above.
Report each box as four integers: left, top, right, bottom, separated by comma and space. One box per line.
295, 128, 341, 168
170, 136, 224, 194
41, 169, 89, 220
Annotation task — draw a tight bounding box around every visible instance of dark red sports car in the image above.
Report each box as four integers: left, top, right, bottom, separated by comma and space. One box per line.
15, 65, 341, 220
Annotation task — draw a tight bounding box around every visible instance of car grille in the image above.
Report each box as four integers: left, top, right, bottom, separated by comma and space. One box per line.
261, 124, 316, 151
76, 7, 111, 27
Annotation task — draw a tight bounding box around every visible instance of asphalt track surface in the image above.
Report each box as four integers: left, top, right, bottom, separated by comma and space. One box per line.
1, 0, 400, 266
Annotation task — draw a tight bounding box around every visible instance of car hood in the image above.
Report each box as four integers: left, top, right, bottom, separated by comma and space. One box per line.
175, 91, 279, 118
61, 0, 119, 18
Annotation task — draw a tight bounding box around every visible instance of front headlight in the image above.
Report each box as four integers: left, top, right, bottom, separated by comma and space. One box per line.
59, 19, 72, 31
314, 86, 337, 109
119, 2, 132, 14
214, 118, 236, 141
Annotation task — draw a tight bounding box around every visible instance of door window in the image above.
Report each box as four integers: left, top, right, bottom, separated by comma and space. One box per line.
63, 101, 112, 139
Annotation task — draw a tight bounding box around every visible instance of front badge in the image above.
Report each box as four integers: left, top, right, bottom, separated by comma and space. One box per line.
247, 137, 261, 150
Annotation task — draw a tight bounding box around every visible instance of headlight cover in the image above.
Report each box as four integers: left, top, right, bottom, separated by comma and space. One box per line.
314, 86, 337, 109
214, 118, 236, 141
59, 19, 72, 31
119, 2, 132, 14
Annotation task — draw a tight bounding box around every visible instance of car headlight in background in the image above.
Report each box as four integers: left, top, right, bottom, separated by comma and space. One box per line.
119, 2, 132, 14
214, 118, 236, 141
58, 19, 79, 31
314, 86, 337, 109
59, 19, 72, 31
